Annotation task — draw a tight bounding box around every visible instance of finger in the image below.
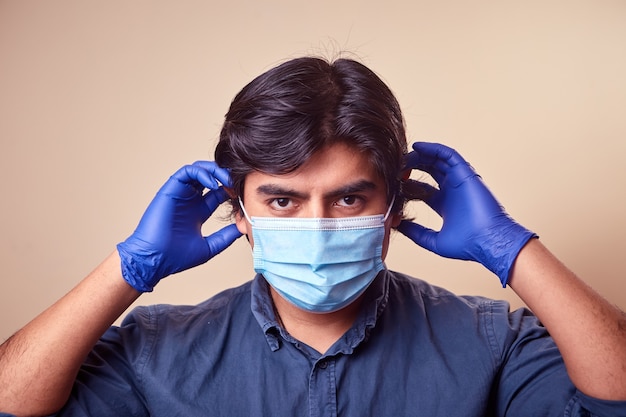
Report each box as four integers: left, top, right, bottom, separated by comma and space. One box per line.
411, 142, 461, 163
411, 142, 477, 188
203, 187, 229, 213
168, 164, 219, 193
403, 181, 444, 216
396, 220, 440, 254
402, 152, 444, 193
192, 161, 233, 189
205, 224, 243, 258
403, 148, 450, 185
403, 150, 421, 170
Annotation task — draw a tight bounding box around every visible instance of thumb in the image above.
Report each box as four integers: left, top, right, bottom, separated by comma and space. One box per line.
205, 224, 243, 258
397, 220, 439, 254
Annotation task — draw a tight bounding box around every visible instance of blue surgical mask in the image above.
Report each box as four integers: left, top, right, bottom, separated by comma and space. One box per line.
239, 198, 394, 313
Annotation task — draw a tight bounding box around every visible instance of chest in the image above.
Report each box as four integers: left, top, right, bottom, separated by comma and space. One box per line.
141, 328, 496, 417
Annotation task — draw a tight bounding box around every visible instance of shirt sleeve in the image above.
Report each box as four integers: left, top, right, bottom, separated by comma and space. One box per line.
486, 301, 626, 417
50, 306, 156, 416
567, 391, 626, 417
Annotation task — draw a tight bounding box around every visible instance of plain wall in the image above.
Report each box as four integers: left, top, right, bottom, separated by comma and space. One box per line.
1, 1, 625, 341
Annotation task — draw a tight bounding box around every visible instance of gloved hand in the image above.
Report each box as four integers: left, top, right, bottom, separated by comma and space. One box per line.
116, 161, 242, 292
397, 142, 537, 287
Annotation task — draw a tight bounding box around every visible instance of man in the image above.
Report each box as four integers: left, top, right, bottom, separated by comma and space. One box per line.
0, 57, 625, 416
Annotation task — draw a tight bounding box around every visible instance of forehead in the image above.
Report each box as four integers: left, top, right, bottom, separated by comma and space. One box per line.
243, 143, 385, 195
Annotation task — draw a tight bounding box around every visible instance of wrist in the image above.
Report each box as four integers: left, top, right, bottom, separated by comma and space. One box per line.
116, 242, 162, 293
479, 220, 537, 287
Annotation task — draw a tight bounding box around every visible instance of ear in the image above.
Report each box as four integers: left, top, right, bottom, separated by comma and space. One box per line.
235, 210, 249, 235
225, 186, 248, 235
390, 211, 403, 228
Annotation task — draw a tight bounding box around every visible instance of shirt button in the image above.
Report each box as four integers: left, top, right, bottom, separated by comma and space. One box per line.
318, 360, 328, 369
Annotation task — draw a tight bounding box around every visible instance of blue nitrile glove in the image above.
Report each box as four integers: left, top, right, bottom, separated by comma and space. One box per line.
397, 142, 537, 287
116, 161, 242, 292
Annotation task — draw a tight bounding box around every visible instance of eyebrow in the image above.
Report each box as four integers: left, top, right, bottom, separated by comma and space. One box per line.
255, 180, 378, 200
323, 180, 378, 199
255, 184, 307, 199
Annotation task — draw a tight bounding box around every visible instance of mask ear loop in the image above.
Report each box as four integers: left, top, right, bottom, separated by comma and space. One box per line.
238, 197, 253, 224
383, 195, 396, 222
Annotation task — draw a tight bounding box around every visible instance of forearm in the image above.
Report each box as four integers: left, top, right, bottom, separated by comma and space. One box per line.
508, 239, 626, 400
0, 251, 141, 416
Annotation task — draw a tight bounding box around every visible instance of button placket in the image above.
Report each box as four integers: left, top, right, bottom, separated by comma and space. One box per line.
308, 358, 337, 417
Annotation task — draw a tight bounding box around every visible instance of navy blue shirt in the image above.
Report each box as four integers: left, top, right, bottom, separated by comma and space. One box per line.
27, 271, 626, 416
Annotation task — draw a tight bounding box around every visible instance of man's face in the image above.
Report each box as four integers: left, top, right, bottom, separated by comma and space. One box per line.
235, 142, 401, 259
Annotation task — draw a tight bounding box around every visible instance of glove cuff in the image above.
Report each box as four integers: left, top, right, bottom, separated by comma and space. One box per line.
116, 242, 161, 293
479, 221, 538, 287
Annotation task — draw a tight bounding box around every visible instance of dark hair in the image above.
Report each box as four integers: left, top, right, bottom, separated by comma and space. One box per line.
215, 56, 410, 214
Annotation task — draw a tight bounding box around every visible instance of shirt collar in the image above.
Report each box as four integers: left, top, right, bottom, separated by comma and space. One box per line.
250, 271, 390, 353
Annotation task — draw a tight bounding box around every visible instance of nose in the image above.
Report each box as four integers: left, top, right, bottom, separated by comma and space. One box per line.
303, 199, 332, 218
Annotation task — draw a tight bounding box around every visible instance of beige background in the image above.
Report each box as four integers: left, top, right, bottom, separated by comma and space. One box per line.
1, 1, 625, 341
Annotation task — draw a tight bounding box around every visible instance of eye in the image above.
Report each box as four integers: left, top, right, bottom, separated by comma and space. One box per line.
334, 195, 363, 207
269, 198, 292, 209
